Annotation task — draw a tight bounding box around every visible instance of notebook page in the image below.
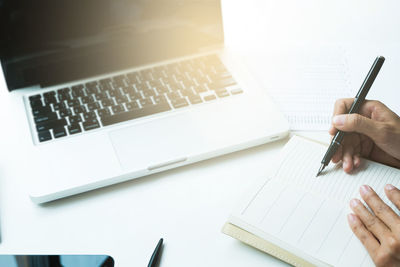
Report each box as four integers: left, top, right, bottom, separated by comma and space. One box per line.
273, 136, 400, 209
244, 45, 352, 131
230, 136, 400, 266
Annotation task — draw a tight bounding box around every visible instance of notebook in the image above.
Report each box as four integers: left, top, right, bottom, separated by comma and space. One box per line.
222, 135, 400, 266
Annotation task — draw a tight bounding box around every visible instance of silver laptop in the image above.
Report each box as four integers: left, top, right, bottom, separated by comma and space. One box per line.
0, 0, 289, 203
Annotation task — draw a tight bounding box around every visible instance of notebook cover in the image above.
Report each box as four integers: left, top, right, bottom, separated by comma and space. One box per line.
222, 222, 317, 267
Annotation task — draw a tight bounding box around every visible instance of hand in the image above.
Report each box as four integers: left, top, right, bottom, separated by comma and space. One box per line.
348, 184, 400, 267
329, 98, 400, 173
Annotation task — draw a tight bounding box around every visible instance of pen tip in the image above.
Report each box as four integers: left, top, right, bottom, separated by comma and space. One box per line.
316, 164, 325, 177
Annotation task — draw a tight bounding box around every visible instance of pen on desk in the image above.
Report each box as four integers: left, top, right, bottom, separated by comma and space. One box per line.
148, 238, 163, 267
316, 55, 385, 177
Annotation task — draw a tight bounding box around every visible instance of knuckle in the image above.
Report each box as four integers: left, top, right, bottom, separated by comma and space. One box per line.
350, 114, 363, 127
374, 252, 391, 267
375, 204, 390, 216
387, 235, 400, 254
364, 217, 376, 229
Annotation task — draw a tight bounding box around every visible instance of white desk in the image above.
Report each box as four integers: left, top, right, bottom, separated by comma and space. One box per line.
0, 1, 399, 266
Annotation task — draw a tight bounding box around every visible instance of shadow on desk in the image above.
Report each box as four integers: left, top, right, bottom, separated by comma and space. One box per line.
41, 137, 289, 209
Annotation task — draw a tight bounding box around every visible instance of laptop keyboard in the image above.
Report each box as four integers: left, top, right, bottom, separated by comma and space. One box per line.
28, 54, 243, 143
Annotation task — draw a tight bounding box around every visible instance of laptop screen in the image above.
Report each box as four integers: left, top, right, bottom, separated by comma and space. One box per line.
0, 0, 223, 91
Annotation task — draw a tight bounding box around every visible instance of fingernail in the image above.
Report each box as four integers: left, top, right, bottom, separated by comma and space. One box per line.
333, 115, 346, 126
350, 199, 359, 208
347, 214, 357, 224
360, 185, 371, 195
385, 184, 395, 191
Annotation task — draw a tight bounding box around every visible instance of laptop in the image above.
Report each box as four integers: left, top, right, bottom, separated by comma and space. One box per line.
0, 0, 289, 203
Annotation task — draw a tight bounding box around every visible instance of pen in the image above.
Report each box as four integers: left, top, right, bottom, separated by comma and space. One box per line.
316, 56, 385, 177
148, 238, 163, 267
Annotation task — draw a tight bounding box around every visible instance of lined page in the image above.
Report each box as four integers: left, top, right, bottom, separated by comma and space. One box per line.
273, 136, 400, 209
244, 45, 352, 131
230, 136, 400, 266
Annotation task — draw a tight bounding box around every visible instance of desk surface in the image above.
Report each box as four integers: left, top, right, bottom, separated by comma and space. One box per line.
1, 1, 399, 266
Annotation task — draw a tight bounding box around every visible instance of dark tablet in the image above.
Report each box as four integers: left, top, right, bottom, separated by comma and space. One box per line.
0, 255, 114, 267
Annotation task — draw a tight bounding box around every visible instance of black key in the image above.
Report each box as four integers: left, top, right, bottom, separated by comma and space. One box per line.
53, 126, 67, 138
38, 130, 52, 142
59, 108, 72, 118
73, 105, 86, 114
86, 86, 99, 95
87, 102, 100, 111
204, 94, 216, 101
194, 86, 207, 94
83, 118, 100, 131
230, 88, 243, 95
29, 94, 42, 102
122, 86, 135, 94
167, 92, 180, 100
101, 102, 172, 127
111, 104, 125, 114
81, 95, 95, 104
68, 124, 82, 135
36, 118, 67, 132
58, 93, 72, 101
32, 105, 52, 117
135, 83, 149, 91
171, 98, 189, 109
108, 89, 123, 98
209, 78, 237, 90
52, 101, 66, 111
57, 88, 70, 95
30, 99, 43, 108
100, 78, 112, 85
215, 89, 230, 98
101, 98, 114, 107
155, 85, 169, 94
153, 95, 167, 104
67, 99, 80, 107
188, 95, 203, 105
139, 98, 154, 107
83, 111, 97, 121
71, 86, 86, 97
115, 95, 128, 104
180, 89, 195, 97
99, 83, 112, 91
85, 81, 98, 89
142, 89, 156, 97
97, 108, 111, 117
69, 115, 82, 124
125, 101, 140, 111
34, 112, 58, 124
127, 91, 142, 100
44, 92, 57, 104
94, 92, 108, 101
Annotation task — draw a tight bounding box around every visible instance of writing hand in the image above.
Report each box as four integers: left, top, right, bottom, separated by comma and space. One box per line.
329, 98, 400, 173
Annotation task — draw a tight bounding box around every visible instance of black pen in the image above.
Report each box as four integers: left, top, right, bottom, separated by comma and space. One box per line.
148, 238, 163, 267
316, 56, 385, 177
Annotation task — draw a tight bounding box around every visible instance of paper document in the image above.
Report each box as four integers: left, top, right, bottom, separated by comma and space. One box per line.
244, 46, 353, 131
228, 136, 400, 266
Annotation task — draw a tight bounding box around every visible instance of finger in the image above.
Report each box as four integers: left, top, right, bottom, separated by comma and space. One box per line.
353, 154, 361, 168
332, 98, 378, 117
332, 113, 383, 142
360, 185, 400, 230
350, 198, 390, 240
343, 149, 354, 173
331, 145, 343, 164
347, 213, 380, 257
385, 184, 400, 211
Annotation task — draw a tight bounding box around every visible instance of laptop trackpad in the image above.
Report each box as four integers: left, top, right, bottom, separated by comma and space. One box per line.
108, 114, 226, 171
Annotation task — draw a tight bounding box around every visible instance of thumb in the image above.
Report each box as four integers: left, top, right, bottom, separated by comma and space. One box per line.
332, 114, 380, 140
